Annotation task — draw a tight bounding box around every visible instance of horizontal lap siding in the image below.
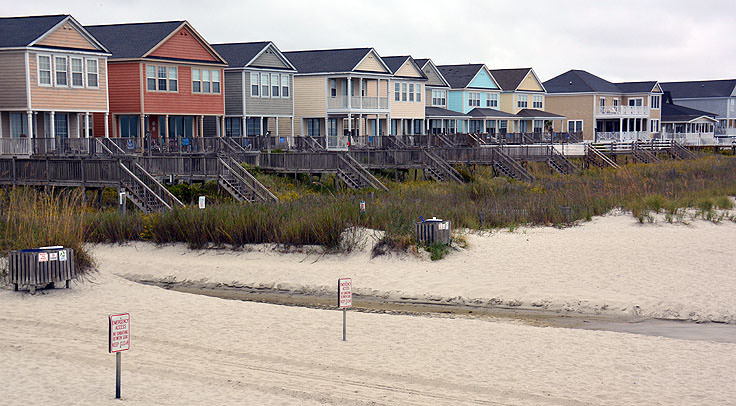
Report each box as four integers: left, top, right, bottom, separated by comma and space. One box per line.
37, 23, 98, 50
244, 72, 292, 116
149, 27, 218, 62
224, 70, 243, 116
0, 51, 29, 108
108, 62, 142, 113
545, 94, 593, 139
143, 66, 224, 115
251, 48, 290, 69
29, 52, 108, 111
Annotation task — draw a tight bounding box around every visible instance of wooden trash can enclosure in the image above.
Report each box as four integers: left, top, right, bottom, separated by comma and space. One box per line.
415, 217, 451, 245
8, 247, 76, 293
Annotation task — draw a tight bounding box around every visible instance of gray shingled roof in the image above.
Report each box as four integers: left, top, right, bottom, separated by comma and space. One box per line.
414, 58, 429, 68
210, 41, 293, 70
381, 56, 427, 80
437, 64, 486, 89
284, 48, 389, 74
490, 68, 533, 91
661, 102, 717, 122
515, 109, 564, 118
543, 70, 622, 93
0, 15, 68, 48
615, 81, 659, 93
467, 108, 518, 118
86, 21, 185, 59
425, 106, 469, 117
661, 80, 736, 99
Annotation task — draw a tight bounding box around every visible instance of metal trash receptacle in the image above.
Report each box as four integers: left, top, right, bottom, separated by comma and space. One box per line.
415, 217, 451, 245
8, 246, 76, 293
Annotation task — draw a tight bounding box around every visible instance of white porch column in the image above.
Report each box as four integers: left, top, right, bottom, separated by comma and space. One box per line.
199, 115, 204, 138
50, 111, 55, 137
619, 117, 623, 138
27, 111, 33, 138
347, 77, 352, 109
221, 116, 226, 137
290, 117, 294, 139
275, 116, 279, 140
347, 113, 352, 135
359, 79, 363, 109
358, 114, 363, 136
164, 115, 169, 141
0, 112, 3, 138
76, 113, 81, 138
260, 116, 264, 136
85, 112, 90, 138
104, 113, 109, 138
216, 115, 221, 137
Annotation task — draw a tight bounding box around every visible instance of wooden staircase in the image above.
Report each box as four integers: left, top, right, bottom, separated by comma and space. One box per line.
631, 143, 660, 164
217, 157, 278, 203
669, 141, 696, 160
546, 146, 579, 175
584, 144, 619, 169
119, 161, 185, 213
422, 149, 464, 183
493, 148, 534, 182
337, 153, 388, 191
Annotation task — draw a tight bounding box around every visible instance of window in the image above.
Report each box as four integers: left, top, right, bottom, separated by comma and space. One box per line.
401, 83, 407, 101
409, 84, 414, 102
192, 69, 201, 93
270, 73, 279, 97
498, 120, 507, 135
158, 66, 167, 91
651, 95, 660, 109
414, 119, 423, 134
486, 93, 498, 108
246, 118, 261, 136
432, 89, 446, 106
202, 70, 210, 93
86, 59, 98, 88
533, 95, 543, 109
9, 113, 27, 138
38, 55, 51, 86
468, 92, 480, 107
650, 119, 660, 132
119, 115, 139, 138
54, 113, 68, 138
70, 58, 84, 87
394, 83, 400, 101
281, 74, 289, 98
55, 56, 68, 86
613, 99, 619, 107
251, 72, 259, 96
147, 66, 157, 91
599, 97, 605, 107
416, 84, 422, 102
568, 120, 583, 133
261, 72, 269, 97
330, 79, 337, 98
628, 98, 642, 107
212, 70, 220, 94
168, 67, 178, 91
533, 120, 544, 133
306, 118, 321, 137
517, 94, 528, 108
225, 117, 241, 137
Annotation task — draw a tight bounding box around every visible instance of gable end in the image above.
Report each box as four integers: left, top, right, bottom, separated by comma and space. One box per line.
148, 26, 219, 62
36, 20, 100, 51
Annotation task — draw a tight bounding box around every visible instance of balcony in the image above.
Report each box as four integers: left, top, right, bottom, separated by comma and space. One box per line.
327, 96, 388, 112
594, 131, 650, 142
596, 105, 650, 117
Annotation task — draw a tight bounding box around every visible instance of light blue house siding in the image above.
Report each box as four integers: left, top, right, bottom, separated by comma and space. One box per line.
448, 91, 465, 113
468, 69, 498, 90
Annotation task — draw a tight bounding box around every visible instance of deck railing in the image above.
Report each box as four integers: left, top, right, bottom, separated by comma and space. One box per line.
596, 105, 650, 116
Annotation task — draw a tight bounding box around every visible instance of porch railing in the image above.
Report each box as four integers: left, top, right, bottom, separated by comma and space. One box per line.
596, 105, 650, 116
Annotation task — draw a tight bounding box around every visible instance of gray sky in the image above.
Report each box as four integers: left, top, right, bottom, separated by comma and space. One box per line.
5, 0, 735, 82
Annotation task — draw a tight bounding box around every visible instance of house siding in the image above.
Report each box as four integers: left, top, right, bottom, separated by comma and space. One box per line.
243, 71, 293, 116
293, 76, 326, 135
421, 65, 445, 87
149, 27, 218, 62
517, 73, 544, 91
224, 70, 243, 116
37, 22, 98, 50
355, 53, 387, 73
28, 51, 108, 111
143, 65, 224, 115
251, 47, 290, 69
671, 98, 728, 118
545, 94, 594, 139
107, 62, 142, 113
389, 81, 424, 119
0, 51, 29, 109
448, 90, 465, 113
395, 63, 422, 78
468, 69, 497, 89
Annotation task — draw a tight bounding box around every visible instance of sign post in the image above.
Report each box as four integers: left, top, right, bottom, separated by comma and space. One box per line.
198, 195, 206, 209
109, 313, 130, 399
338, 278, 352, 341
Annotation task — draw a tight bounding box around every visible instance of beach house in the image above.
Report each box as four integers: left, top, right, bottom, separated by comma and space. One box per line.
660, 92, 719, 145
436, 64, 505, 134
490, 68, 564, 135
0, 14, 110, 153
660, 79, 736, 138
414, 58, 469, 135
86, 20, 227, 148
543, 70, 663, 142
211, 42, 296, 143
381, 56, 427, 136
283, 48, 393, 150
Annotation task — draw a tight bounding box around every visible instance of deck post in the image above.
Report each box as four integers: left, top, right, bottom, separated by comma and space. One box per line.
85, 112, 91, 138
104, 113, 109, 138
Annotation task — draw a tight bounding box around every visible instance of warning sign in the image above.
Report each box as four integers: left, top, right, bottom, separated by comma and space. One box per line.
49, 252, 58, 261
338, 278, 352, 308
38, 252, 48, 262
109, 313, 130, 353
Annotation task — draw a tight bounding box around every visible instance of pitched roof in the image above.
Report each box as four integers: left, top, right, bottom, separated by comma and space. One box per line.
467, 108, 518, 118
425, 106, 469, 117
414, 58, 429, 68
490, 68, 533, 91
661, 79, 736, 99
0, 14, 68, 48
437, 64, 486, 88
283, 48, 389, 74
661, 102, 718, 122
615, 81, 659, 93
86, 21, 185, 58
543, 70, 622, 93
211, 41, 270, 67
381, 56, 427, 80
515, 109, 565, 118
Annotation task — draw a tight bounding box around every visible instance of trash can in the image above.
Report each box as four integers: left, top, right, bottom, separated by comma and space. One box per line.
8, 246, 76, 293
415, 217, 451, 245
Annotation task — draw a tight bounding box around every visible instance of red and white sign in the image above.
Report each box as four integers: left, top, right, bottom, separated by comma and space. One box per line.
38, 252, 48, 262
338, 278, 352, 308
109, 313, 130, 353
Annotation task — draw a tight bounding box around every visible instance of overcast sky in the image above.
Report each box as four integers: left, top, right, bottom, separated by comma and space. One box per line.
6, 0, 735, 82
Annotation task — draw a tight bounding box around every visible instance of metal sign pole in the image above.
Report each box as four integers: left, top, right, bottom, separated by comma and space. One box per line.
343, 308, 346, 342
115, 352, 121, 399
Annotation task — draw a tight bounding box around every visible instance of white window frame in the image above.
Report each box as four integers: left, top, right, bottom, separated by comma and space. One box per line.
394, 82, 400, 102
157, 65, 168, 91
628, 97, 643, 107
486, 93, 498, 108
567, 120, 583, 133
416, 83, 421, 103
401, 83, 407, 102
202, 69, 211, 93
650, 95, 660, 109
192, 68, 201, 93
650, 119, 660, 132
330, 79, 337, 98
212, 70, 220, 94
533, 95, 543, 109
271, 73, 279, 98
168, 66, 178, 92
37, 54, 52, 87
146, 65, 157, 91
409, 83, 415, 102
261, 72, 270, 97
431, 89, 446, 107
517, 94, 528, 108
281, 74, 289, 98
468, 92, 480, 107
54, 56, 68, 87
250, 72, 259, 97
599, 97, 605, 107
86, 58, 99, 89
70, 57, 84, 88
613, 98, 619, 107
